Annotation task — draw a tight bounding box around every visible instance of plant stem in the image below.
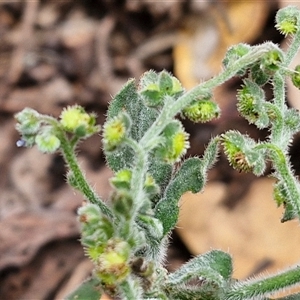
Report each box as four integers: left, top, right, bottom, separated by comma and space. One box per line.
119, 277, 143, 300
272, 72, 286, 111
58, 131, 113, 219
141, 43, 277, 148
256, 143, 300, 218
284, 22, 300, 66
124, 137, 148, 215
39, 116, 113, 219
225, 265, 300, 300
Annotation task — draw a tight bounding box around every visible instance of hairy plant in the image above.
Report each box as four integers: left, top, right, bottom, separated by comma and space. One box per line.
15, 6, 300, 300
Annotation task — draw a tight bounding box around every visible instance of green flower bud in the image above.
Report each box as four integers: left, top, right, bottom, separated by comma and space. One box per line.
276, 6, 299, 36
78, 204, 114, 249
155, 121, 190, 163
137, 214, 163, 240
273, 181, 287, 207
237, 79, 269, 128
223, 43, 251, 75
103, 112, 131, 152
183, 99, 220, 123
260, 48, 284, 74
171, 76, 184, 95
35, 128, 60, 153
284, 108, 300, 133
276, 18, 298, 36
250, 63, 271, 86
139, 70, 184, 107
221, 131, 265, 174
141, 83, 162, 107
60, 105, 99, 137
228, 150, 252, 173
144, 173, 160, 197
15, 108, 41, 135
158, 70, 173, 94
138, 69, 158, 89
171, 130, 189, 161
110, 169, 132, 190
273, 180, 297, 222
78, 203, 104, 224
112, 190, 133, 219
95, 238, 130, 285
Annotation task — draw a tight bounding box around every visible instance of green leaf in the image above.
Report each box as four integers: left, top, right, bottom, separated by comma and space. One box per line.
105, 145, 134, 172
274, 179, 299, 222
167, 250, 233, 286
107, 79, 158, 141
222, 130, 267, 173
155, 157, 204, 235
136, 214, 163, 240
164, 284, 223, 300
158, 70, 173, 94
105, 79, 159, 172
119, 277, 144, 299
139, 70, 184, 107
147, 158, 173, 200
107, 79, 137, 119
284, 108, 300, 133
245, 148, 267, 176
65, 277, 101, 300
201, 136, 220, 170
139, 70, 159, 89
237, 79, 269, 129
250, 63, 271, 85
222, 43, 251, 76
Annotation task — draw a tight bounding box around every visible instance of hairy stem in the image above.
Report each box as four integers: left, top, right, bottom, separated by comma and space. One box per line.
124, 137, 148, 215
284, 20, 300, 66
225, 265, 300, 299
38, 112, 116, 220
58, 132, 113, 219
272, 72, 286, 112
141, 43, 278, 147
256, 143, 300, 218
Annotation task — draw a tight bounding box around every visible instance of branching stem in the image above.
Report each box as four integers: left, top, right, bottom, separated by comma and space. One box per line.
256, 143, 300, 218
141, 43, 277, 147
40, 116, 113, 219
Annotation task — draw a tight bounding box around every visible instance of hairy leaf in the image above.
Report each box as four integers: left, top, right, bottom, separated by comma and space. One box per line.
155, 157, 204, 235
65, 277, 101, 300
167, 250, 233, 285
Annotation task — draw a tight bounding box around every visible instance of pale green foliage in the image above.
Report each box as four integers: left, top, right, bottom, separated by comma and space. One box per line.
14, 6, 300, 300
